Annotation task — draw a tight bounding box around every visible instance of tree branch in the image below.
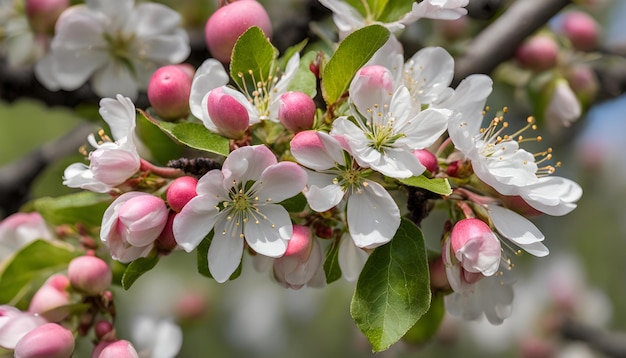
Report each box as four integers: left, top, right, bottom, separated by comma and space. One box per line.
453, 0, 572, 85
561, 318, 626, 358
0, 121, 97, 218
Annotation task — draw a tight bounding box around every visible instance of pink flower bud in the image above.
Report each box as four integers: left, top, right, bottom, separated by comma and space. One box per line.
412, 149, 438, 174
68, 256, 112, 295
278, 92, 316, 132
166, 176, 198, 213
89, 147, 140, 187
175, 292, 208, 321
147, 65, 192, 120
560, 11, 599, 51
28, 274, 70, 322
429, 257, 450, 291
155, 211, 178, 253
14, 323, 74, 358
205, 0, 273, 63
273, 226, 325, 289
25, 0, 69, 34
206, 87, 250, 139
92, 340, 139, 358
94, 320, 115, 341
450, 219, 501, 277
354, 65, 394, 93
515, 35, 559, 71
101, 192, 169, 263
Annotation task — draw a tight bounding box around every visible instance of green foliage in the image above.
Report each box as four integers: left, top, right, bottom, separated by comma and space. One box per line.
136, 111, 184, 165
323, 237, 342, 284
230, 26, 279, 90
287, 50, 319, 98
322, 25, 390, 106
350, 218, 431, 352
399, 175, 453, 196
121, 253, 160, 290
279, 193, 308, 213
140, 110, 230, 157
26, 192, 113, 227
402, 293, 445, 344
0, 240, 78, 307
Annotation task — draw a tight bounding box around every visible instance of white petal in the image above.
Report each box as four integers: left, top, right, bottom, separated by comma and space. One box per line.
519, 176, 582, 216
62, 162, 110, 193
189, 59, 229, 119
338, 233, 369, 282
303, 171, 345, 212
347, 180, 400, 249
244, 204, 291, 257
222, 145, 277, 186
150, 319, 183, 358
399, 107, 450, 149
404, 47, 454, 104
98, 95, 136, 140
195, 170, 228, 197
207, 230, 244, 283
172, 196, 220, 252
488, 205, 549, 257
92, 62, 139, 99
254, 162, 307, 203
369, 147, 425, 179
291, 131, 348, 170
125, 3, 181, 37
138, 31, 191, 64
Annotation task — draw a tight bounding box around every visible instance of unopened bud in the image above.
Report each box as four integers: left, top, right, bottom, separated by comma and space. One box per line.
278, 91, 316, 132
68, 256, 112, 295
354, 65, 394, 93
147, 65, 192, 120
25, 0, 69, 34
155, 211, 178, 253
560, 11, 599, 51
28, 274, 70, 322
14, 323, 74, 358
206, 87, 250, 139
412, 149, 438, 174
515, 35, 559, 71
205, 0, 272, 63
450, 219, 501, 277
94, 320, 115, 341
92, 340, 138, 358
166, 176, 198, 213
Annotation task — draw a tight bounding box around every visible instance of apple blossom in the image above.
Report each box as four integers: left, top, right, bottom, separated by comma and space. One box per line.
147, 65, 192, 120
93, 340, 139, 358
0, 305, 46, 350
34, 0, 190, 99
0, 0, 47, 66
63, 95, 140, 193
100, 192, 169, 263
545, 78, 582, 128
273, 225, 325, 289
131, 316, 182, 358
0, 212, 52, 262
13, 323, 74, 358
173, 145, 307, 283
206, 86, 251, 139
515, 34, 560, 71
559, 11, 599, 51
338, 232, 369, 282
331, 65, 450, 179
488, 205, 549, 257
412, 149, 439, 174
449, 218, 501, 279
204, 0, 272, 63
68, 255, 112, 295
290, 130, 400, 249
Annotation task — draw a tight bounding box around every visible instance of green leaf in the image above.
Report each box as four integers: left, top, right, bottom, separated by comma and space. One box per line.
402, 293, 445, 345
279, 193, 308, 213
121, 254, 160, 290
323, 237, 342, 284
196, 231, 242, 281
28, 192, 112, 227
230, 26, 278, 90
350, 218, 431, 352
286, 50, 318, 98
378, 0, 415, 22
140, 109, 230, 156
0, 240, 78, 306
399, 175, 452, 196
136, 110, 184, 165
321, 25, 390, 106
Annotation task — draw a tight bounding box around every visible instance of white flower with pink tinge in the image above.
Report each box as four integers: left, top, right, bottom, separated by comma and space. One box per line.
331, 65, 449, 179
35, 0, 190, 99
446, 75, 582, 216
290, 130, 400, 249
0, 212, 52, 262
173, 145, 307, 283
63, 95, 140, 193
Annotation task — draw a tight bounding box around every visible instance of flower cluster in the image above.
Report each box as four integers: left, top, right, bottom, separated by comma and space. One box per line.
0, 0, 591, 355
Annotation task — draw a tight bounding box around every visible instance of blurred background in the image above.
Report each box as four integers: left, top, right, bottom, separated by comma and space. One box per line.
2, 0, 626, 357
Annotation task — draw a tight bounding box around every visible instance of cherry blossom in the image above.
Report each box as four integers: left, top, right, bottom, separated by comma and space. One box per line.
0, 212, 52, 261
173, 145, 307, 283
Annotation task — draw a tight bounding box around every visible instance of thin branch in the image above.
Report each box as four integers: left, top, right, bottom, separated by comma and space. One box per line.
561, 318, 626, 358
0, 121, 97, 218
453, 0, 572, 85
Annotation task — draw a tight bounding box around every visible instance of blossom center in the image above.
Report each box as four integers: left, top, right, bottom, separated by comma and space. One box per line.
104, 31, 136, 70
